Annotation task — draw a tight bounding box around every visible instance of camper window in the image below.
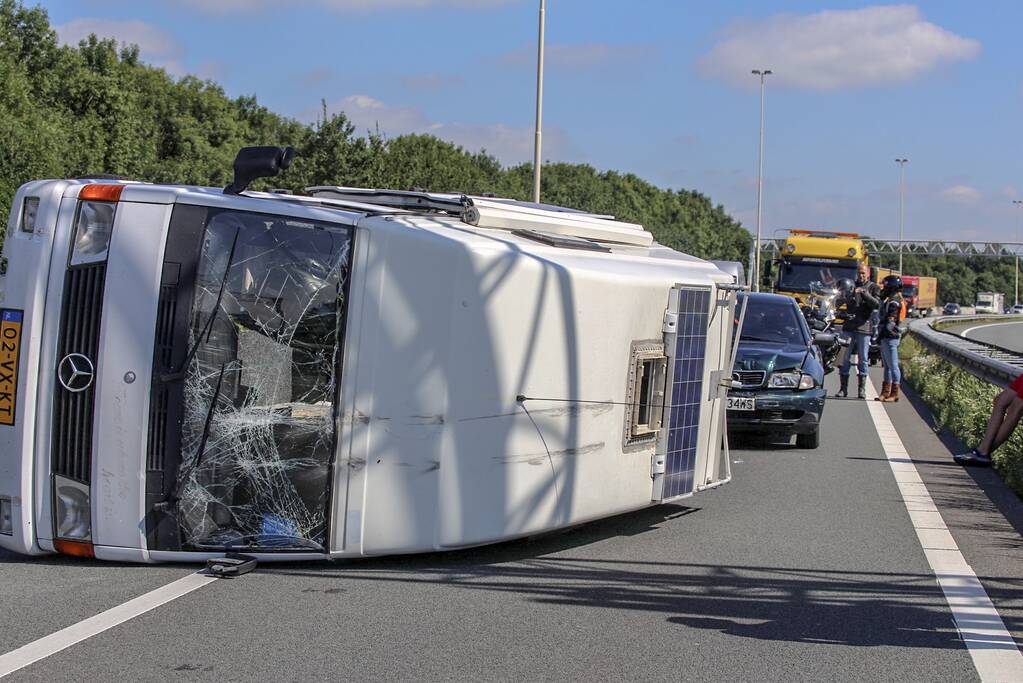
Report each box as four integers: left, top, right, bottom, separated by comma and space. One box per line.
625, 342, 667, 444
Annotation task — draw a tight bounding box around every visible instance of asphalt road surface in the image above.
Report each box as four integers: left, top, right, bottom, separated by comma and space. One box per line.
952, 319, 1023, 353
2, 370, 1021, 681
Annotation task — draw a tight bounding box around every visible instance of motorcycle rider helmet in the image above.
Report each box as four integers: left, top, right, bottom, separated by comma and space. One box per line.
881, 274, 903, 296
835, 278, 855, 296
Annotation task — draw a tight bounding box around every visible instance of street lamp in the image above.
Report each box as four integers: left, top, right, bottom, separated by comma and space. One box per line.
895, 158, 908, 273
752, 69, 772, 292
1014, 199, 1023, 306
532, 0, 546, 204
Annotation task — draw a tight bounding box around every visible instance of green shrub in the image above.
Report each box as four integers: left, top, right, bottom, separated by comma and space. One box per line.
902, 335, 1023, 496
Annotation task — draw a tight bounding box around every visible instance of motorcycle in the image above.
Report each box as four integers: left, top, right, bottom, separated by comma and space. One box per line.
802, 281, 848, 375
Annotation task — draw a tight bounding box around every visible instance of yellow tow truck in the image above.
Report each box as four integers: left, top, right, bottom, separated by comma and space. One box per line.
773, 230, 868, 305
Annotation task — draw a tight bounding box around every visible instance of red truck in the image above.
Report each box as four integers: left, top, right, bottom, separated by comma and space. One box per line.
900, 275, 938, 317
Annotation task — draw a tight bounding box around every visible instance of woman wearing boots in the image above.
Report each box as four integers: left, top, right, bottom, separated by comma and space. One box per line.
875, 275, 905, 402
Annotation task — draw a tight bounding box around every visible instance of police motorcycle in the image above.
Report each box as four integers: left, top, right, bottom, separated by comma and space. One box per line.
801, 280, 848, 374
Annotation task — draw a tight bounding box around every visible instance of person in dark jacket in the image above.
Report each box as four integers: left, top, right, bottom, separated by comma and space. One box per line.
875, 275, 904, 402
836, 263, 881, 399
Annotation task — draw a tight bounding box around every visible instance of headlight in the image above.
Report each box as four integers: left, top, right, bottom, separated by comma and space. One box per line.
70, 201, 115, 266
54, 475, 91, 540
769, 372, 816, 390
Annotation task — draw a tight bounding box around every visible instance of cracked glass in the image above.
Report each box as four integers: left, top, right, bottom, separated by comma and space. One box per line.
175, 209, 352, 551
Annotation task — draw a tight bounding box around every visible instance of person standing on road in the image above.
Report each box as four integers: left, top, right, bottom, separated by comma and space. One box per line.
836, 263, 881, 399
875, 275, 905, 403
955, 375, 1023, 467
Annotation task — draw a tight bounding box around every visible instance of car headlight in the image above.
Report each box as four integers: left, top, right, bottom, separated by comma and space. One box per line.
769, 372, 816, 390
54, 475, 91, 541
70, 201, 115, 266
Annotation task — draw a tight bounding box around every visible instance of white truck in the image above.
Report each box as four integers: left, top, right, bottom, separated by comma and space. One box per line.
975, 292, 1005, 315
0, 147, 741, 563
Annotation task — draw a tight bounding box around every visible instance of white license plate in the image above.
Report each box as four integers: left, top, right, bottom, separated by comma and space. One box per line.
727, 397, 755, 411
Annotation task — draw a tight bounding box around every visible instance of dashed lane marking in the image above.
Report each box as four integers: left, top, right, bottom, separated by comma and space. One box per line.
865, 379, 1023, 682
0, 571, 217, 678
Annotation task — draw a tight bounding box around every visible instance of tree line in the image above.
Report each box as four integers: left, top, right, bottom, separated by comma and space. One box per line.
2, 1, 997, 300
0, 1, 749, 262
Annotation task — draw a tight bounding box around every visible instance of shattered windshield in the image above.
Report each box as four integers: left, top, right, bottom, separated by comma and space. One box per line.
777, 261, 857, 293
175, 209, 352, 551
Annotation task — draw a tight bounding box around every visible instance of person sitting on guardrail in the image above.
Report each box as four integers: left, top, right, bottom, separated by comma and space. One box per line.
875, 275, 906, 403
954, 375, 1023, 467
836, 263, 881, 399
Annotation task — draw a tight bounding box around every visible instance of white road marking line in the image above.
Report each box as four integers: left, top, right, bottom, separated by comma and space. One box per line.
0, 571, 217, 678
962, 320, 1023, 337
865, 379, 1023, 682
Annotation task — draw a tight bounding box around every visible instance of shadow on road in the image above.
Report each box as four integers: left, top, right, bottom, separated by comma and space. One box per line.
267, 504, 1022, 650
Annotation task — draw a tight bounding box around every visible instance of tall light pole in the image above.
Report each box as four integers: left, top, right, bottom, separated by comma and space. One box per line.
895, 158, 908, 273
752, 69, 772, 291
1014, 199, 1022, 306
532, 0, 546, 204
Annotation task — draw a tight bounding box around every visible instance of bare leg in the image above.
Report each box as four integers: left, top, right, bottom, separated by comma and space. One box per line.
987, 397, 1023, 456
978, 389, 1018, 455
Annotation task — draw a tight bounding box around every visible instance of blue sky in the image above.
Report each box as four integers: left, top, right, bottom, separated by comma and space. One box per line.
41, 1, 1023, 244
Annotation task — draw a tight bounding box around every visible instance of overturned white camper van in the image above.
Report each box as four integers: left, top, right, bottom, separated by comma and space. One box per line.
0, 148, 740, 562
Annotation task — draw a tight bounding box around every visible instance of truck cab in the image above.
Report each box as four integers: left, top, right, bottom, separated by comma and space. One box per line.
774, 230, 867, 305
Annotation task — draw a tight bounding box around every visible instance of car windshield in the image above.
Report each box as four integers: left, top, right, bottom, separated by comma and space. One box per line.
777, 261, 857, 293
903, 285, 918, 296
737, 296, 807, 345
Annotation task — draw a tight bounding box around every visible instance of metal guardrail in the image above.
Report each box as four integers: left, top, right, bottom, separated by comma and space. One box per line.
908, 315, 1023, 388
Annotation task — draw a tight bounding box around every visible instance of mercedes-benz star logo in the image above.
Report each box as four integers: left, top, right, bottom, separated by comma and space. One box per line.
57, 353, 95, 393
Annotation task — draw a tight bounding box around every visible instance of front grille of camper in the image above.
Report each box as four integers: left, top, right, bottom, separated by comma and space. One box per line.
52, 264, 107, 483
146, 282, 178, 471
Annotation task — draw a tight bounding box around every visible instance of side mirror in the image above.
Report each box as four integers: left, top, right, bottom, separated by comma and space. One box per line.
224, 146, 296, 195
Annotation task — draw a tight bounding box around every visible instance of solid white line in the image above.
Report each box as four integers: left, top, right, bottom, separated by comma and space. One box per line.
0, 571, 217, 678
962, 320, 1023, 337
865, 380, 1023, 682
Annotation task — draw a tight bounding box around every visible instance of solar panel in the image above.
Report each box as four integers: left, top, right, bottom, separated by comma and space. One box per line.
662, 287, 712, 499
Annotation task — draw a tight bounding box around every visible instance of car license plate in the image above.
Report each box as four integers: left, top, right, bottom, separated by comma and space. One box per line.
727, 396, 755, 411
0, 309, 23, 426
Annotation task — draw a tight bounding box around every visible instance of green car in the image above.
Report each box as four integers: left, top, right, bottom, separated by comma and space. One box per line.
727, 293, 829, 448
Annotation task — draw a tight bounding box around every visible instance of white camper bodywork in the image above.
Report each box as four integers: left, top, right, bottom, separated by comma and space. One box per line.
0, 180, 737, 562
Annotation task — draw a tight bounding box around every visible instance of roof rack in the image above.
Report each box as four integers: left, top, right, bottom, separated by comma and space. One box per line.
308, 186, 654, 247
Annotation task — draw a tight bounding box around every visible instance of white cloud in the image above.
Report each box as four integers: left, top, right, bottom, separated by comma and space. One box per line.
313, 94, 569, 164
699, 5, 980, 90
498, 42, 653, 69
55, 18, 177, 56
941, 184, 982, 204
185, 0, 516, 14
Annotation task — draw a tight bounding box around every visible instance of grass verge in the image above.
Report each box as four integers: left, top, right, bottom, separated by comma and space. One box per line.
901, 334, 1023, 497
